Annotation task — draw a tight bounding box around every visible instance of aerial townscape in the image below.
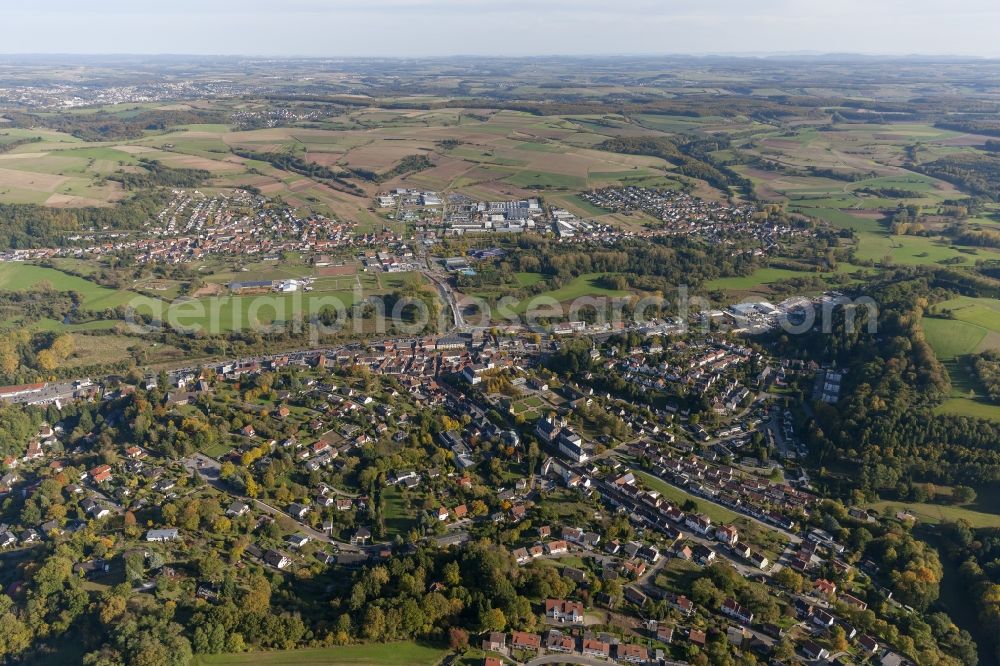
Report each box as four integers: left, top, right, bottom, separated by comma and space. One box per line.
1, 8, 1000, 666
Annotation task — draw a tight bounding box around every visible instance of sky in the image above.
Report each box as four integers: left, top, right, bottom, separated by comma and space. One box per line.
3, 0, 1000, 58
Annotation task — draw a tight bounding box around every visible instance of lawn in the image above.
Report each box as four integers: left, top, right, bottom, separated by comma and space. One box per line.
631, 469, 742, 524
192, 643, 446, 666
922, 317, 987, 361
381, 487, 417, 539
868, 501, 1000, 528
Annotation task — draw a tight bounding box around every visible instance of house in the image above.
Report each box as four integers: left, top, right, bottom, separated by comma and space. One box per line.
657, 624, 674, 643
617, 643, 649, 663
546, 540, 568, 555
881, 653, 905, 666
812, 607, 835, 628
437, 506, 450, 521
722, 598, 754, 624
545, 599, 584, 624
858, 635, 879, 655
624, 586, 648, 607
226, 500, 249, 517
685, 513, 712, 534
688, 628, 707, 647
23, 440, 43, 460
484, 658, 502, 666
801, 640, 829, 661
81, 498, 110, 520
693, 544, 716, 565
452, 504, 468, 520
481, 631, 506, 652
287, 534, 310, 549
145, 528, 180, 542
557, 428, 589, 463
510, 631, 541, 651
513, 548, 530, 564
749, 551, 769, 570
287, 503, 310, 519
841, 592, 868, 611
351, 527, 371, 545
263, 549, 291, 569
668, 594, 695, 617
716, 524, 739, 546
545, 630, 575, 653
88, 464, 113, 484
582, 638, 610, 658
814, 578, 837, 596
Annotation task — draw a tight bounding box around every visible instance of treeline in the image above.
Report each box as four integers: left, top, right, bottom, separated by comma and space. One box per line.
0, 136, 41, 154
347, 154, 432, 183
598, 136, 755, 197
230, 148, 365, 196
509, 234, 759, 291
935, 120, 1000, 138
0, 190, 171, 248
4, 109, 230, 141
856, 186, 921, 198
972, 350, 1000, 403
913, 153, 1000, 201
952, 228, 1000, 249
108, 159, 211, 191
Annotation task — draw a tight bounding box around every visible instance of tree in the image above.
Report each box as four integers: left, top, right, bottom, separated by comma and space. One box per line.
362, 606, 386, 641
480, 607, 506, 633
951, 486, 977, 504
448, 626, 469, 652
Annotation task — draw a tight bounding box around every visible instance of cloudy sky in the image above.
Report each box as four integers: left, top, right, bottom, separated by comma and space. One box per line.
4, 0, 1000, 57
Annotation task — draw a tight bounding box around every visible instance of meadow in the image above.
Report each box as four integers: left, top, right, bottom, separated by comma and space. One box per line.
922, 297, 1000, 420
191, 643, 446, 666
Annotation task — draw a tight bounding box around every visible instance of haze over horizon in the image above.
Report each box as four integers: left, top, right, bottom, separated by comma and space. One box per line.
4, 0, 1000, 59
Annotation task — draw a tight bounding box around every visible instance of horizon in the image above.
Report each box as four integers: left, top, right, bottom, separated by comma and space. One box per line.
5, 0, 1000, 58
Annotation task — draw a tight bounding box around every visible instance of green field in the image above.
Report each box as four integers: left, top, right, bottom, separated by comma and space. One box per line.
514, 272, 628, 314
0, 263, 155, 311
704, 267, 815, 291
381, 487, 417, 539
921, 297, 1000, 420
922, 317, 988, 361
631, 470, 742, 524
192, 642, 446, 666
868, 501, 1000, 528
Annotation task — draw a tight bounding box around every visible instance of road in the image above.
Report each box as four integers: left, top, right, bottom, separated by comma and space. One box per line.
421, 266, 465, 330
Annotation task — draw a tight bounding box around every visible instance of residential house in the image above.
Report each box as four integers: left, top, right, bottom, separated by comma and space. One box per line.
545, 599, 584, 624
145, 528, 180, 542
